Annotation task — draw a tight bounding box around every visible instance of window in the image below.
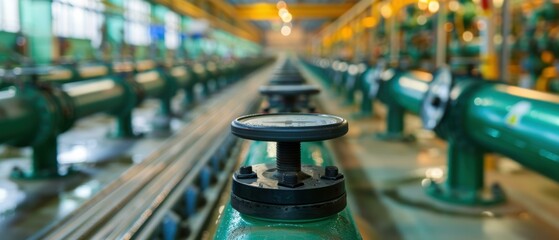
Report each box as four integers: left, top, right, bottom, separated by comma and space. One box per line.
52, 0, 105, 47
124, 0, 151, 46
165, 11, 180, 49
0, 0, 20, 32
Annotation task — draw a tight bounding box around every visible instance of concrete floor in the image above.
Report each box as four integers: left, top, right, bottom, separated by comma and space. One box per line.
300, 64, 559, 239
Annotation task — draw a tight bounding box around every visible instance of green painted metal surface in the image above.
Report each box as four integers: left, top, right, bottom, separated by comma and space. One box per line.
429, 79, 559, 205
376, 70, 431, 140
390, 71, 432, 115
135, 70, 166, 98
63, 78, 127, 118
214, 141, 362, 239
0, 88, 40, 143
464, 84, 559, 182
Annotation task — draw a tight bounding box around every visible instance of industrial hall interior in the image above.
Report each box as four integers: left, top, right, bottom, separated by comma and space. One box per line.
0, 0, 558, 239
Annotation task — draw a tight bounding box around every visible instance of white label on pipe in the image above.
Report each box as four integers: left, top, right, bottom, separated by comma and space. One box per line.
505, 101, 531, 127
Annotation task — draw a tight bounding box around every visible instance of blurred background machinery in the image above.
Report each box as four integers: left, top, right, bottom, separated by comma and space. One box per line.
1, 0, 559, 239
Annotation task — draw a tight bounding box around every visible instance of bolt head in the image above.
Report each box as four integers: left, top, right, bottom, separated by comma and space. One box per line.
239, 166, 253, 174
282, 172, 298, 185
325, 166, 339, 178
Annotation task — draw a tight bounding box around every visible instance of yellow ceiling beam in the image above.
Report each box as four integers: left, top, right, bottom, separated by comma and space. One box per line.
152, 0, 261, 42
235, 3, 355, 20
206, 0, 261, 35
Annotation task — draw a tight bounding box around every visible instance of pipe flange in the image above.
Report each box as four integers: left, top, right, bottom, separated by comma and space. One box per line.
366, 60, 388, 99
232, 163, 346, 220
48, 86, 76, 132
421, 65, 453, 130
19, 87, 57, 146
233, 163, 345, 205
111, 75, 142, 117
231, 192, 347, 220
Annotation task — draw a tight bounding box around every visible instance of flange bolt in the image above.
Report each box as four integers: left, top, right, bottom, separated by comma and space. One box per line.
322, 166, 343, 180
279, 172, 303, 188
325, 166, 338, 178
240, 166, 253, 174
236, 165, 257, 179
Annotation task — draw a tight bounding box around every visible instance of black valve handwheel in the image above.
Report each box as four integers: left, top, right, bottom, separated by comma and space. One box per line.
231, 113, 348, 142
259, 84, 320, 96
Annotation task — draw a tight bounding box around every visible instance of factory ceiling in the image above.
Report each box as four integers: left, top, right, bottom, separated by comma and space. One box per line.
226, 0, 358, 31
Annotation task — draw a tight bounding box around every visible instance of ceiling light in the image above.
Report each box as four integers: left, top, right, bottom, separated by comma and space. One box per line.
281, 25, 291, 36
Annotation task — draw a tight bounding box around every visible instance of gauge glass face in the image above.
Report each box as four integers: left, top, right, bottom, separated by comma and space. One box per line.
239, 114, 342, 128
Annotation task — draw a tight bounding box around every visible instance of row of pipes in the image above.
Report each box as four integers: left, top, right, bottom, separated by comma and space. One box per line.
0, 57, 273, 179
303, 53, 559, 205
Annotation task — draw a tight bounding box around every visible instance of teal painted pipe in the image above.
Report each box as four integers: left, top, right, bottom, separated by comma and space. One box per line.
134, 70, 166, 98
464, 84, 559, 181
0, 77, 137, 178
425, 71, 559, 205
0, 57, 270, 178
37, 64, 110, 84
204, 61, 218, 95
214, 141, 362, 239
375, 69, 432, 140
166, 65, 195, 109
63, 78, 127, 118
0, 89, 40, 143
389, 70, 432, 115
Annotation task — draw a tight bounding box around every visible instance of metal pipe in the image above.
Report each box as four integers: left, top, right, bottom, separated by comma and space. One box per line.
375, 69, 432, 140
423, 67, 559, 204
464, 84, 559, 181
63, 79, 126, 118
0, 89, 40, 143
390, 70, 432, 115
134, 70, 165, 98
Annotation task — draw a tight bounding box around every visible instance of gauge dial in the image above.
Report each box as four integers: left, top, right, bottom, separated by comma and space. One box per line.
232, 113, 348, 142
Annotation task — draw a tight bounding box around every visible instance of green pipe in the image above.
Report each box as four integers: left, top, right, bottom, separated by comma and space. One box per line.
0, 76, 136, 178
0, 89, 40, 143
390, 71, 432, 115
37, 65, 110, 84
134, 70, 165, 98
465, 84, 559, 181
167, 65, 194, 110
376, 69, 432, 140
204, 61, 218, 95
62, 78, 127, 118
425, 71, 559, 205
214, 141, 361, 239
0, 57, 269, 178
355, 62, 386, 118
191, 62, 208, 96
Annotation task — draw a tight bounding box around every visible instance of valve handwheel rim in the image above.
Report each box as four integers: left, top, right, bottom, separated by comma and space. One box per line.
231, 113, 348, 142
259, 84, 321, 97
